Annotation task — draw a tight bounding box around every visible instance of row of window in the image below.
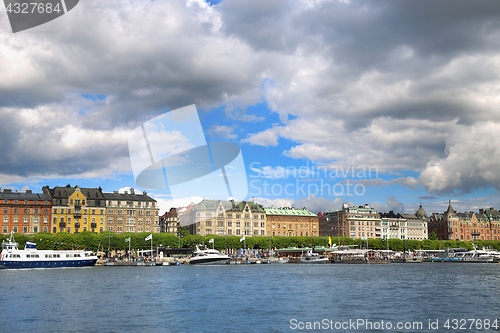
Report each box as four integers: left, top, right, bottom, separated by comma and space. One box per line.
202, 221, 266, 228
107, 201, 155, 208
271, 217, 312, 222
205, 229, 266, 236
3, 225, 46, 233
54, 208, 104, 215
199, 213, 265, 219
2, 200, 49, 205
272, 224, 315, 230
350, 221, 382, 226
3, 216, 48, 224
3, 208, 49, 214
272, 231, 314, 237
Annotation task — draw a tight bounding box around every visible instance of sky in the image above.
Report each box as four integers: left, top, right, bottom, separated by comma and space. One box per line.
2, 0, 500, 216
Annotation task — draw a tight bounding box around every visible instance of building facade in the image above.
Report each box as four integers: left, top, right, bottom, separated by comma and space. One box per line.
0, 189, 52, 234
319, 203, 381, 239
180, 199, 267, 236
380, 207, 428, 241
265, 207, 319, 237
103, 189, 159, 234
48, 185, 107, 234
226, 201, 266, 236
160, 208, 178, 234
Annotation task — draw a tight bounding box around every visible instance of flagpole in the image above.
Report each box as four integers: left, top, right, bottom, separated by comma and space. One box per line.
128, 238, 131, 262
151, 236, 153, 261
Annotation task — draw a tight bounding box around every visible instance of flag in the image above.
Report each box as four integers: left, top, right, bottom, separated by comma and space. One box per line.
145, 234, 152, 241
328, 236, 332, 246
208, 238, 214, 243
240, 235, 245, 242
125, 237, 131, 242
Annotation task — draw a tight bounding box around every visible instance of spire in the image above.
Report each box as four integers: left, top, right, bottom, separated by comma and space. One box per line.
445, 199, 456, 216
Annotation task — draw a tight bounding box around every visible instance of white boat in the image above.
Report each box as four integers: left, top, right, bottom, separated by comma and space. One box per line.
300, 250, 329, 264
451, 249, 495, 262
189, 246, 230, 265
0, 234, 98, 269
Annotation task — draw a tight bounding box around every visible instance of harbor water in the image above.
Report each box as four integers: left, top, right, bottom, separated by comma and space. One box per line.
0, 263, 499, 332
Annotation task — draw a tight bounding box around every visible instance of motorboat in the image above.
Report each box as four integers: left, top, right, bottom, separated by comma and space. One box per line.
189, 246, 230, 265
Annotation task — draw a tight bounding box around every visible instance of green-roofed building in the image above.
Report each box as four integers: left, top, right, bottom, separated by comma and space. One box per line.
265, 206, 319, 237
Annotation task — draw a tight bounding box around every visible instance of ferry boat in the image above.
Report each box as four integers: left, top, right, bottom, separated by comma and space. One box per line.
0, 234, 98, 269
189, 245, 230, 265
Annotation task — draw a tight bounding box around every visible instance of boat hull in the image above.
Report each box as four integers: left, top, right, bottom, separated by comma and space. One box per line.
0, 258, 97, 269
189, 257, 230, 265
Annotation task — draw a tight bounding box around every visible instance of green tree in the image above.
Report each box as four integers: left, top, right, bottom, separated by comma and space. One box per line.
428, 231, 438, 240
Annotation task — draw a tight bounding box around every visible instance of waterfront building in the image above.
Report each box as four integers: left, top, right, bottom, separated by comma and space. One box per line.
181, 199, 231, 235
160, 208, 178, 233
427, 202, 500, 241
428, 201, 459, 240
319, 203, 381, 239
265, 207, 318, 237
0, 188, 52, 234
380, 206, 428, 241
481, 208, 500, 240
103, 189, 159, 234
226, 201, 266, 236
47, 185, 106, 233
180, 199, 266, 236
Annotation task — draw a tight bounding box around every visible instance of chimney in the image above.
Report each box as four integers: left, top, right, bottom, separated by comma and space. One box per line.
490, 207, 494, 210
479, 209, 484, 214
26, 190, 32, 194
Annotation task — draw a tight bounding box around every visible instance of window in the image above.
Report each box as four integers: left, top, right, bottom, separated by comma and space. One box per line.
3, 208, 7, 214
13, 217, 18, 224
2, 226, 7, 233
100, 217, 103, 224
108, 218, 113, 225
13, 226, 18, 233
43, 226, 47, 233
3, 217, 7, 224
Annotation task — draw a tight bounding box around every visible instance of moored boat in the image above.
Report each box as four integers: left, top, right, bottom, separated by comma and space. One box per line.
0, 233, 98, 269
299, 250, 329, 264
189, 246, 230, 265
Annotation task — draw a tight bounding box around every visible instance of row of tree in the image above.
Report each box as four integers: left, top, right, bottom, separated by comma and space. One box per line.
2, 231, 500, 252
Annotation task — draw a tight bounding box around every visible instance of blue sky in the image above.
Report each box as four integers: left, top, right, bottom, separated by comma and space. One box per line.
2, 0, 500, 215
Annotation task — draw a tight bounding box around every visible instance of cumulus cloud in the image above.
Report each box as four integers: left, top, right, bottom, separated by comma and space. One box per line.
369, 196, 406, 214
2, 0, 500, 199
208, 125, 237, 139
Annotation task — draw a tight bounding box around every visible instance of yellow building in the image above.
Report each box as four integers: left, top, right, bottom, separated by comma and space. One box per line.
48, 185, 106, 233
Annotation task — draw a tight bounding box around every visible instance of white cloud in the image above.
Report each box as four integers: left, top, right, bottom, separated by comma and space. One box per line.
152, 195, 204, 215
209, 125, 237, 139
2, 0, 500, 199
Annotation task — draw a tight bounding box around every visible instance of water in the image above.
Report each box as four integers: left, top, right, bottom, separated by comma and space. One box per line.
0, 263, 499, 332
